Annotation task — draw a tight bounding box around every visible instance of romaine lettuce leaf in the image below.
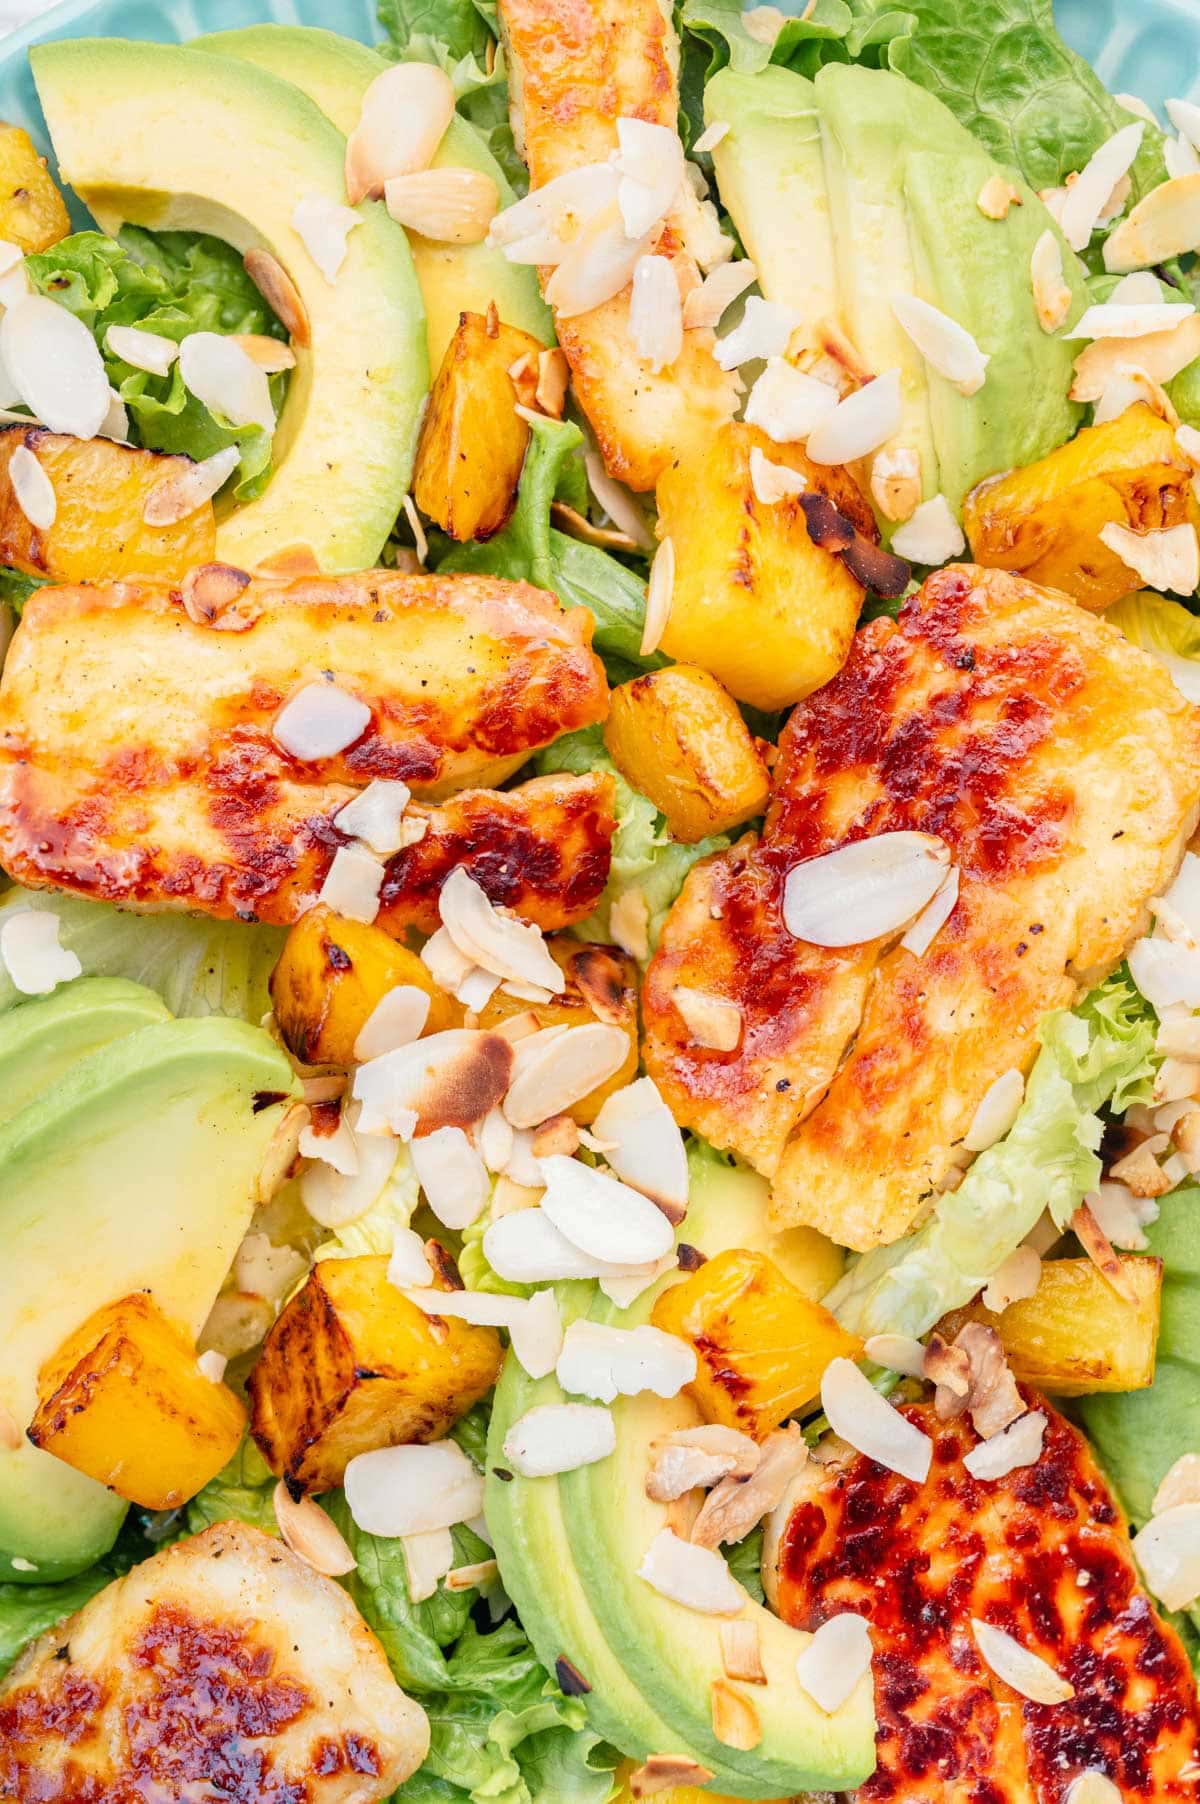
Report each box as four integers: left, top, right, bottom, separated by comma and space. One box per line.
185, 1436, 280, 1537
828, 970, 1158, 1338
1108, 590, 1200, 705
679, 0, 855, 77
0, 886, 283, 1024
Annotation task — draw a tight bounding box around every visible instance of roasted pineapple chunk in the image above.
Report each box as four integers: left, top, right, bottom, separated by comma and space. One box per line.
963, 404, 1200, 611
651, 1248, 862, 1439
0, 428, 217, 582
603, 666, 771, 844
0, 123, 69, 251
28, 1293, 246, 1509
413, 309, 543, 542
476, 939, 638, 1123
939, 1255, 1162, 1396
270, 905, 459, 1066
248, 1254, 502, 1494
655, 422, 872, 712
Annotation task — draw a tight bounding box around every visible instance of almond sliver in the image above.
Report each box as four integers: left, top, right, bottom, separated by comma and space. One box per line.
1104, 171, 1200, 274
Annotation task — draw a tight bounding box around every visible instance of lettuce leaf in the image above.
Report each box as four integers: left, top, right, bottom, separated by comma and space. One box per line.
1108, 590, 1200, 705
0, 887, 283, 1024
536, 726, 728, 951
24, 229, 286, 501
311, 1144, 421, 1261
185, 1436, 280, 1537
828, 970, 1158, 1338
679, 0, 855, 77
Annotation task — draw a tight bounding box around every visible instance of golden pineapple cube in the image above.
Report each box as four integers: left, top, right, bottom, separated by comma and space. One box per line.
603, 665, 771, 844
269, 904, 459, 1067
654, 422, 872, 712
476, 939, 638, 1123
0, 428, 217, 583
28, 1292, 246, 1509
963, 404, 1200, 611
0, 124, 69, 252
651, 1248, 862, 1439
939, 1255, 1162, 1396
247, 1254, 503, 1494
413, 309, 544, 542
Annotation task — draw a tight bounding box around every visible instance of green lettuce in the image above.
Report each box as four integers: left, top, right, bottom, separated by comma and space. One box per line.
1108, 591, 1200, 704
679, 0, 857, 77
536, 725, 729, 951
24, 228, 286, 501
312, 1144, 421, 1261
828, 971, 1158, 1338
186, 1437, 280, 1537
0, 887, 283, 1023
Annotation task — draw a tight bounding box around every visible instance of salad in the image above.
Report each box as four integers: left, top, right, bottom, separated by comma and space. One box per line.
0, 0, 1198, 1796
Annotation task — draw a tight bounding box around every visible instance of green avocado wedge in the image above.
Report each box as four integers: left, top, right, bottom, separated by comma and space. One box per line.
0, 1016, 294, 1583
486, 1154, 875, 1797
31, 37, 428, 573
192, 24, 553, 368
0, 977, 169, 1129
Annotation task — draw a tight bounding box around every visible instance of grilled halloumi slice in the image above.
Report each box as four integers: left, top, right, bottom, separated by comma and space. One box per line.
0, 1520, 428, 1802
0, 574, 613, 927
643, 565, 1200, 1248
764, 1399, 1200, 1802
498, 0, 739, 491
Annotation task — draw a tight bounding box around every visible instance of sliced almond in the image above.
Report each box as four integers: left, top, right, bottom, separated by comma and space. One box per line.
981, 1244, 1041, 1313
1071, 313, 1200, 402
749, 445, 806, 505
233, 333, 298, 373
671, 984, 742, 1052
1031, 229, 1072, 333
1153, 1452, 1200, 1514
710, 1679, 760, 1750
806, 369, 902, 465
181, 562, 252, 626
821, 1356, 932, 1483
536, 348, 569, 418
891, 293, 989, 395
1071, 1201, 1138, 1303
243, 249, 311, 347
1109, 1138, 1173, 1198
642, 536, 675, 658
346, 62, 456, 204
638, 1527, 744, 1615
795, 1612, 873, 1713
682, 258, 756, 331
504, 1023, 630, 1128
531, 1112, 580, 1159
690, 1427, 808, 1550
971, 1618, 1074, 1704
386, 169, 499, 245
538, 1152, 676, 1266
1098, 520, 1200, 595
144, 444, 241, 527
445, 1558, 500, 1592
870, 445, 921, 523
439, 867, 563, 994
1104, 171, 1200, 273
628, 1757, 716, 1798
963, 1409, 1047, 1481
1059, 121, 1143, 251
8, 443, 54, 530
646, 1425, 760, 1503
977, 176, 1022, 220
273, 1482, 357, 1577
630, 252, 683, 374
783, 831, 951, 948
718, 1619, 766, 1685
179, 332, 275, 432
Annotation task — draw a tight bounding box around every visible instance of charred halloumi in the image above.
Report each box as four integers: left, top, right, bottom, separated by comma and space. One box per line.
0, 1520, 428, 1803
643, 565, 1200, 1248
765, 1399, 1200, 1803
0, 573, 613, 927
498, 0, 739, 491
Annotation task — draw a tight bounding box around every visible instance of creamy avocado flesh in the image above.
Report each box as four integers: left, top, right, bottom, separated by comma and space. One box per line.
31, 38, 428, 573
193, 24, 553, 367
0, 1013, 294, 1583
486, 1158, 873, 1798
0, 977, 168, 1129
708, 63, 1089, 520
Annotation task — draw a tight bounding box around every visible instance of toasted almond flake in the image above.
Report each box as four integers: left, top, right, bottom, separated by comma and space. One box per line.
233, 333, 297, 373
715, 295, 800, 371
1111, 270, 1170, 306
420, 925, 475, 995
641, 535, 675, 658
1068, 301, 1196, 342
900, 864, 959, 957
299, 1108, 359, 1177
672, 984, 742, 1051
807, 369, 903, 465
1071, 313, 1200, 402
180, 562, 251, 627
682, 258, 757, 331
178, 331, 275, 433
1104, 170, 1200, 273
749, 444, 806, 505
1174, 1109, 1200, 1175
709, 1679, 760, 1751
646, 1426, 760, 1503
1154, 1453, 1200, 1514
864, 1333, 927, 1378
318, 844, 386, 925
1064, 1776, 1122, 1804
550, 499, 637, 552
977, 175, 1022, 220
870, 445, 921, 523
535, 348, 569, 418
503, 1023, 628, 1128
972, 1617, 1074, 1703
556, 1319, 695, 1404
1030, 229, 1073, 333
346, 62, 456, 204
584, 447, 656, 550
891, 293, 989, 395
478, 1105, 516, 1172
0, 909, 81, 996
963, 1409, 1047, 1481
446, 1558, 499, 1592
386, 169, 499, 245
1069, 1201, 1139, 1305
1094, 362, 1179, 426
143, 445, 241, 527
889, 494, 965, 565
538, 1152, 676, 1265
353, 1028, 514, 1139
530, 1112, 579, 1159
784, 831, 951, 949
545, 201, 650, 319
638, 1527, 744, 1614
345, 1439, 483, 1537
411, 1125, 490, 1230
936, 1321, 1024, 1439
795, 1613, 873, 1714
234, 1230, 307, 1303
243, 248, 311, 347
1059, 122, 1143, 251
508, 1286, 563, 1379
1132, 1502, 1200, 1610
484, 1205, 655, 1283
1154, 1052, 1200, 1104
1108, 1138, 1173, 1199
981, 1244, 1042, 1313
404, 1285, 521, 1330
1098, 520, 1199, 593
489, 163, 619, 263
592, 1076, 688, 1221
439, 867, 563, 994
334, 778, 412, 858
741, 4, 786, 44
628, 1758, 715, 1799
691, 1427, 807, 1551
615, 117, 686, 240
8, 443, 54, 530
299, 1112, 396, 1228
743, 357, 838, 445
402, 1526, 455, 1601
503, 1401, 616, 1476
821, 1357, 932, 1482
292, 191, 361, 286
609, 887, 651, 961
963, 1067, 1025, 1153
105, 323, 179, 377
273, 1484, 357, 1576
0, 295, 110, 439
275, 681, 370, 761
387, 1226, 435, 1289
629, 253, 683, 373
718, 1619, 766, 1686
692, 119, 730, 155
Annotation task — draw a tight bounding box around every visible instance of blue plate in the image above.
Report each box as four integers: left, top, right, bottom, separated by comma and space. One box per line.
0, 0, 1197, 170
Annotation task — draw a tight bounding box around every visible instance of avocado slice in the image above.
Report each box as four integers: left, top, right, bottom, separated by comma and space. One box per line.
0, 977, 169, 1128
31, 38, 428, 573
193, 24, 553, 368
0, 1016, 294, 1582
486, 1158, 875, 1797
684, 1143, 844, 1297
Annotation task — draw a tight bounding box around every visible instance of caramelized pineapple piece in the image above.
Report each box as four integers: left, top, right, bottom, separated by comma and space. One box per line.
270, 905, 459, 1066
939, 1255, 1162, 1396
963, 404, 1200, 611
413, 309, 543, 542
248, 1254, 502, 1494
0, 428, 216, 582
651, 1248, 862, 1439
28, 1293, 246, 1509
0, 123, 69, 251
603, 665, 770, 844
476, 939, 638, 1123
655, 423, 872, 711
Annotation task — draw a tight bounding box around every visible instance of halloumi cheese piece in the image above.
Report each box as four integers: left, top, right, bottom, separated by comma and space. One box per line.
0, 1520, 429, 1802
643, 565, 1200, 1248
